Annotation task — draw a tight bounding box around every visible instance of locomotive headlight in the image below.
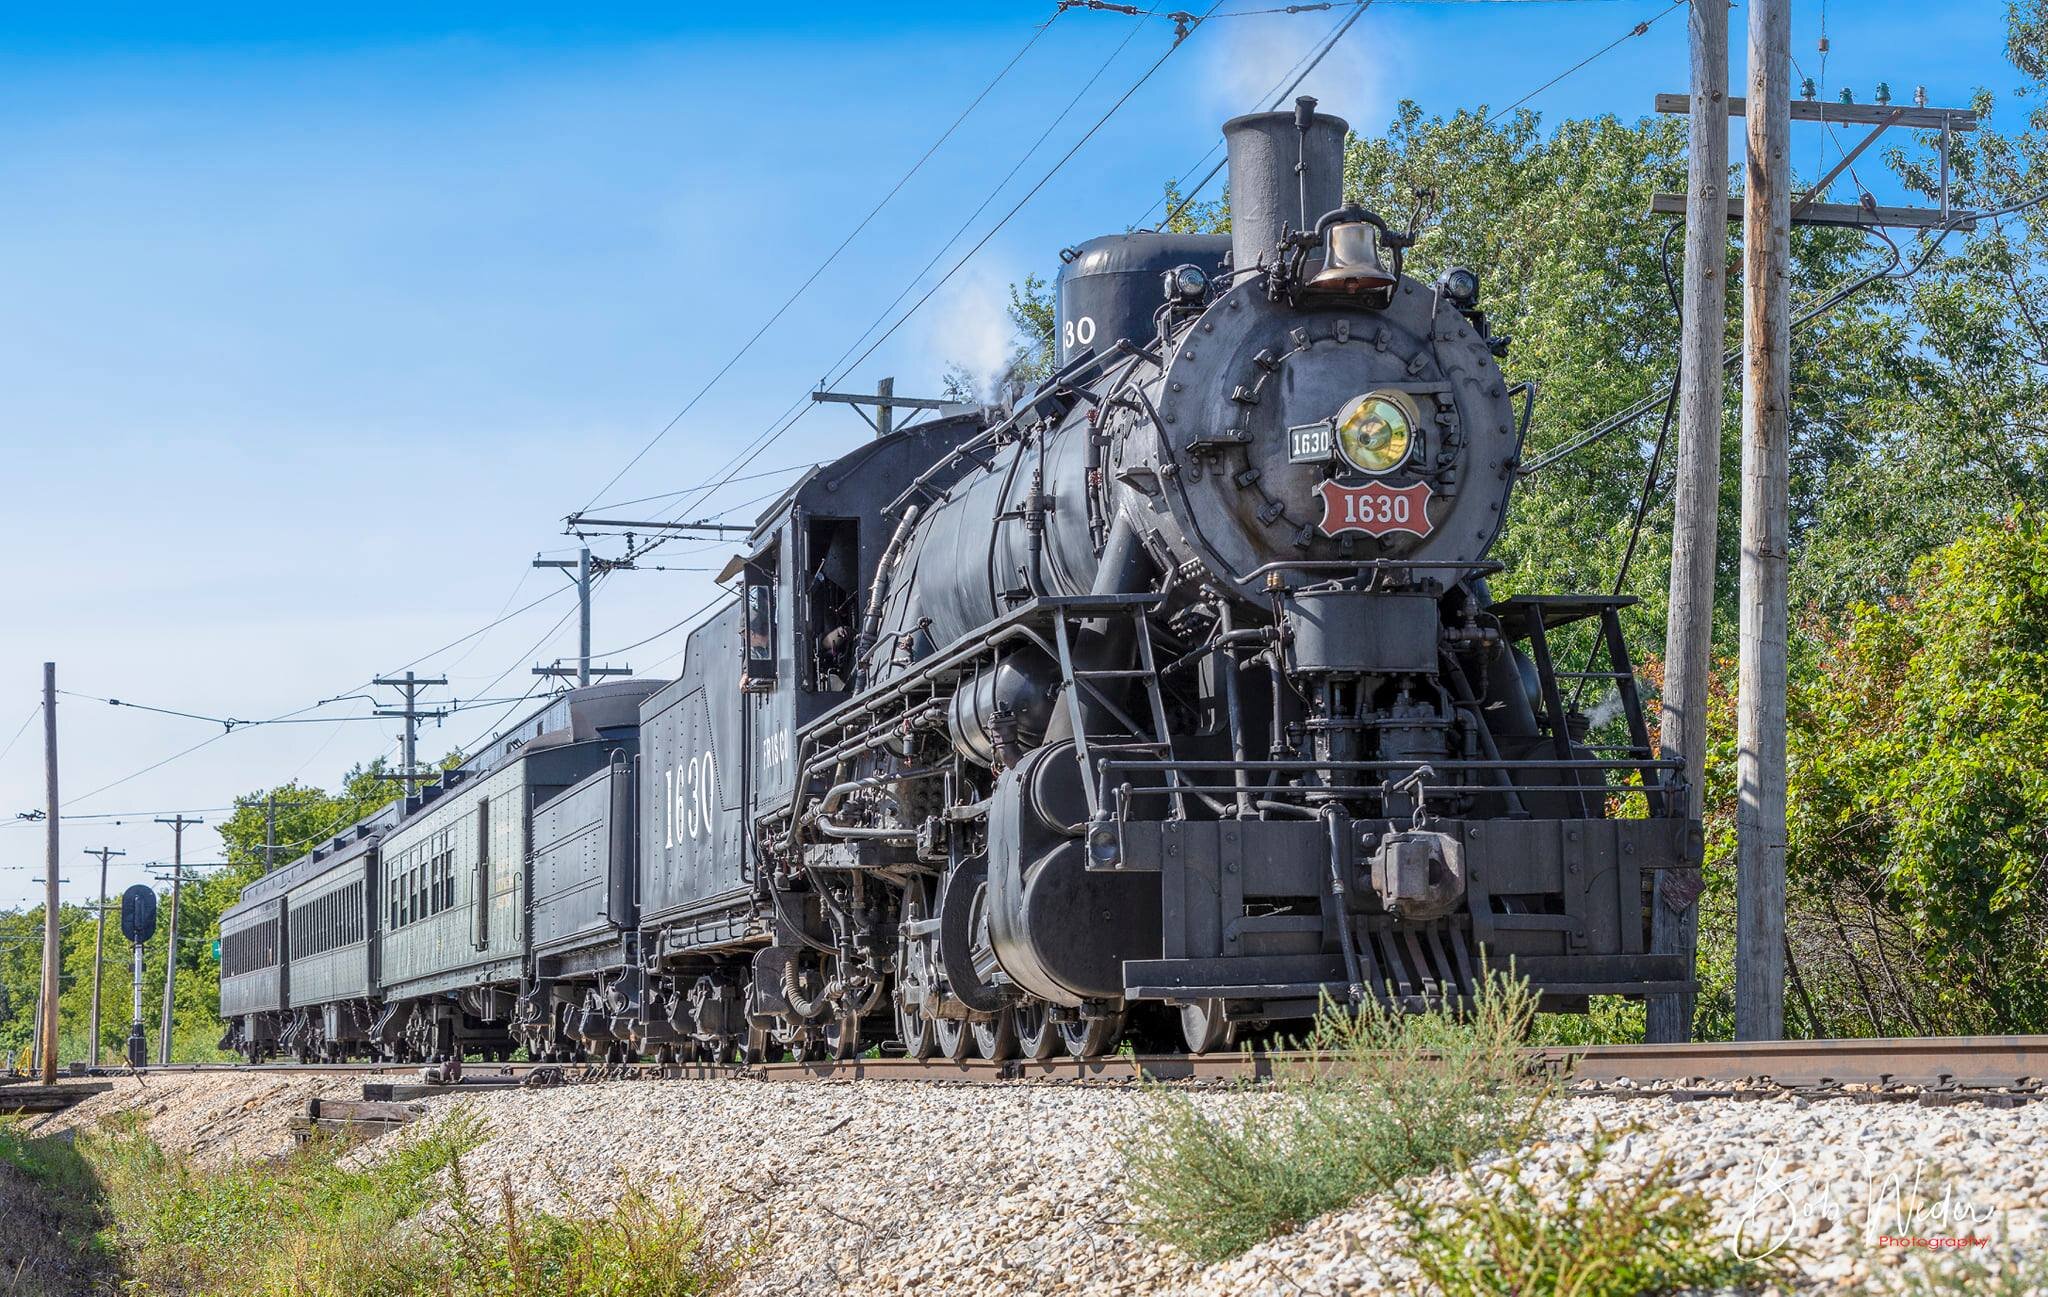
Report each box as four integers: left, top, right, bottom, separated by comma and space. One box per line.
1333, 391, 1415, 475
1164, 263, 1208, 303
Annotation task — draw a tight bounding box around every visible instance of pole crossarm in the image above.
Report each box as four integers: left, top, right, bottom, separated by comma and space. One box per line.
561, 516, 754, 534
1654, 92, 1977, 131
1650, 193, 1975, 230
1651, 91, 1981, 232
808, 390, 954, 410
372, 673, 449, 793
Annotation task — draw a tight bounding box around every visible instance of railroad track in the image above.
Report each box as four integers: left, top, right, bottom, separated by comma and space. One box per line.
36, 1033, 2048, 1096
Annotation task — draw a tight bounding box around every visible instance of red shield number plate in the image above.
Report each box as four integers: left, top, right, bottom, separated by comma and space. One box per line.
1317, 479, 1434, 539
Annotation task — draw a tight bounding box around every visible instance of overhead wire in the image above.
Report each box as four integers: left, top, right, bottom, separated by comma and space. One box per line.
1151, 0, 1374, 229
571, 10, 1067, 519
1483, 0, 1684, 124
583, 461, 820, 516
0, 704, 39, 769
637, 2, 1226, 558
624, 13, 1168, 555
1519, 188, 2048, 479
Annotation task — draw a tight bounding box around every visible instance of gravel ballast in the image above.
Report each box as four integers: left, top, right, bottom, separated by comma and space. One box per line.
30, 1073, 2048, 1294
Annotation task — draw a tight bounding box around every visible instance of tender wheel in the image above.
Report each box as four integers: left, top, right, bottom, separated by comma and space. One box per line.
972, 1008, 1018, 1062
1059, 1011, 1125, 1060
933, 1013, 971, 1062
1180, 999, 1234, 1054
1012, 1002, 1060, 1062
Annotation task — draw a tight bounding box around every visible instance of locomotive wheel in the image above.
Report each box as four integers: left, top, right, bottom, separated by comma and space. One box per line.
971, 1009, 1018, 1062
894, 881, 937, 1061
933, 1013, 971, 1062
1059, 1012, 1125, 1059
740, 1024, 770, 1065
896, 988, 934, 1060
824, 1011, 860, 1061
1012, 1002, 1060, 1062
1180, 999, 1233, 1054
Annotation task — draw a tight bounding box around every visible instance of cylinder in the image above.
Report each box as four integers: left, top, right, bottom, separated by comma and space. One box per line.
1222, 98, 1349, 275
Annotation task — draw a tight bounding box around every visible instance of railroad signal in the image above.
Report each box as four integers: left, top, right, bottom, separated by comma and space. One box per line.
119, 884, 157, 945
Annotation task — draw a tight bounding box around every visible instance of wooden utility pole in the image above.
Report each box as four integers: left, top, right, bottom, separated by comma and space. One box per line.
86, 846, 126, 1066
1735, 0, 1791, 1042
40, 664, 60, 1085
1648, 0, 1729, 1045
155, 814, 202, 1065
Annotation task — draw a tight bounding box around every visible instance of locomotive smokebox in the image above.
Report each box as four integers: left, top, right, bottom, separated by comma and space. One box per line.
1223, 97, 1349, 274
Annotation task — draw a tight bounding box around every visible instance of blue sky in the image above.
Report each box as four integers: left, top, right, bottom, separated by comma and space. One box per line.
0, 0, 2019, 906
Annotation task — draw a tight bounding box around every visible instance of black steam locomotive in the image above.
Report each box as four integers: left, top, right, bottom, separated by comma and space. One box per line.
219, 100, 1697, 1065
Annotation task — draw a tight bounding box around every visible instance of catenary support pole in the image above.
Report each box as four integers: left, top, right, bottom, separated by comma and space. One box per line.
155, 814, 202, 1064
40, 664, 60, 1085
374, 672, 448, 794
576, 547, 593, 687
532, 556, 630, 687
1649, 0, 1730, 1045
86, 847, 125, 1066
1735, 0, 1791, 1042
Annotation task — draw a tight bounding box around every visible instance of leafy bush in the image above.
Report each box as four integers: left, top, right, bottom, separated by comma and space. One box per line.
1121, 973, 1553, 1262
1397, 1126, 1794, 1297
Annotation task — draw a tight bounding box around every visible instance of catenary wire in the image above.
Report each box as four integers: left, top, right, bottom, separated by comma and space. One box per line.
1152, 1, 1374, 229
614, 8, 1189, 567
643, 3, 1226, 551
1483, 0, 1683, 124
571, 11, 1066, 518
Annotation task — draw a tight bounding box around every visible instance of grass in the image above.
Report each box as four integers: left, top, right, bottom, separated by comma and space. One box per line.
1396, 1125, 1797, 1297
432, 1162, 751, 1297
0, 1120, 117, 1296
1121, 972, 1557, 1263
65, 1106, 750, 1297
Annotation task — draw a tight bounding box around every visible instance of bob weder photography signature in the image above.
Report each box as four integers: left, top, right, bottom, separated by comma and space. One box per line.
1724, 1149, 2002, 1259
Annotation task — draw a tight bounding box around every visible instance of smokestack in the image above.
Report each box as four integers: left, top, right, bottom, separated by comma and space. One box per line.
1222, 96, 1349, 275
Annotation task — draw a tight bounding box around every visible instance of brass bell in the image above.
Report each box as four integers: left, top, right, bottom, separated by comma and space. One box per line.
1307, 217, 1397, 294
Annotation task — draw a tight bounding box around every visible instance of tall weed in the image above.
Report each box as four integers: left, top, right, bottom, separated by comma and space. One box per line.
1123, 972, 1554, 1262
75, 1106, 748, 1297
1397, 1125, 1796, 1296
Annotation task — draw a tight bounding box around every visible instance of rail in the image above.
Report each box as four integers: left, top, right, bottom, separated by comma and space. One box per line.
61, 1034, 2048, 1098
